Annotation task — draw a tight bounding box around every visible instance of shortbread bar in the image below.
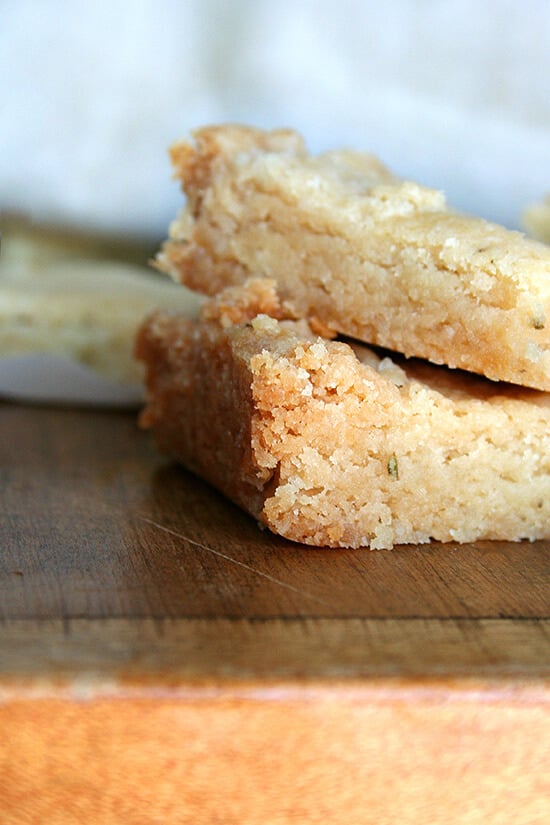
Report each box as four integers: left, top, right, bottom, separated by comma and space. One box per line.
523, 194, 550, 245
136, 280, 550, 550
158, 125, 550, 391
0, 219, 201, 385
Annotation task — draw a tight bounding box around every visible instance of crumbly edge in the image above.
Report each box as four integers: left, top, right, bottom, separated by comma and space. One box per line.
158, 124, 550, 391
136, 279, 550, 549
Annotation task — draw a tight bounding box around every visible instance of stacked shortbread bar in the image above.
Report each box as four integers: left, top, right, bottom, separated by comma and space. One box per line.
137, 126, 550, 549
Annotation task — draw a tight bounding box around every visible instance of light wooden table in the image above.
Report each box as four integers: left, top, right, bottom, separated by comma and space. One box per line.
1, 402, 549, 825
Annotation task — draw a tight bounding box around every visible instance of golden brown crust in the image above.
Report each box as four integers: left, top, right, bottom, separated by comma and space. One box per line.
158, 125, 550, 391
136, 309, 268, 519
136, 281, 550, 550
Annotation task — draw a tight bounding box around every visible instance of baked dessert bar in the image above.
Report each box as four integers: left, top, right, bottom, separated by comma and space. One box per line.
523, 194, 550, 245
136, 279, 550, 550
157, 125, 550, 391
0, 219, 202, 385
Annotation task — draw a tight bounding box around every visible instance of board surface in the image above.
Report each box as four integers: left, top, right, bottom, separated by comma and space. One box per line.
1, 402, 549, 825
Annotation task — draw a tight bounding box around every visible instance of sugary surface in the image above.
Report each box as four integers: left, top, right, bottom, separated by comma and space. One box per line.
159, 125, 550, 391
136, 280, 550, 550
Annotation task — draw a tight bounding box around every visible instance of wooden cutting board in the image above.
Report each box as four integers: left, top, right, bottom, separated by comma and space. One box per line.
1, 401, 549, 825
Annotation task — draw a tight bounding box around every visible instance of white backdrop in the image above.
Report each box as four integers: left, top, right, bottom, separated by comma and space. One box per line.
2, 0, 549, 237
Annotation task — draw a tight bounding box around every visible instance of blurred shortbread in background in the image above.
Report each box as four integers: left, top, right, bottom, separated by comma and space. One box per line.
523, 195, 550, 244
0, 218, 201, 404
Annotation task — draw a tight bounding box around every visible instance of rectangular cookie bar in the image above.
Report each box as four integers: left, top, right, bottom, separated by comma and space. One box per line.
158, 125, 550, 391
136, 279, 550, 550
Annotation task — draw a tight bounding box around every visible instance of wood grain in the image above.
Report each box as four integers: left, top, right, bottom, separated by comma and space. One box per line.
1, 401, 549, 825
1, 403, 549, 623
0, 617, 549, 687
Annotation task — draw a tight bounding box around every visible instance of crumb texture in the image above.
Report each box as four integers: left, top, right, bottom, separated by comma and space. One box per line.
136, 282, 550, 549
158, 125, 550, 391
